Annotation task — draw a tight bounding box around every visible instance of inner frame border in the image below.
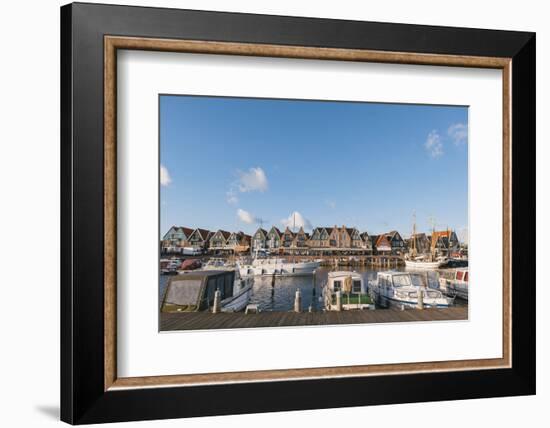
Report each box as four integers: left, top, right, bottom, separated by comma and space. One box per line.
104, 35, 512, 391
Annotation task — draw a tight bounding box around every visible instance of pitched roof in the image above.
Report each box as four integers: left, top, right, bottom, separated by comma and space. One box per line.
432, 230, 452, 239
282, 227, 295, 237
180, 227, 194, 236
375, 234, 392, 248
193, 228, 211, 239
167, 226, 194, 236
215, 230, 231, 240
254, 228, 268, 237
346, 227, 361, 237
268, 226, 282, 236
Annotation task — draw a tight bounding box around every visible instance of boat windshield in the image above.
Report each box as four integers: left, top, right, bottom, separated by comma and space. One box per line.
392, 274, 426, 287
164, 279, 203, 305
409, 274, 426, 287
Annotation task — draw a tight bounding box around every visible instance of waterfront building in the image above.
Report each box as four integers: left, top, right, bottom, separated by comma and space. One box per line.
281, 227, 296, 248
291, 227, 310, 253
372, 234, 392, 255
226, 231, 251, 253
208, 230, 231, 253
161, 226, 194, 253
251, 228, 268, 251
266, 226, 282, 251
187, 228, 213, 250
377, 230, 406, 255
431, 230, 460, 257
308, 227, 333, 249
348, 227, 364, 250
360, 231, 373, 254
327, 225, 360, 250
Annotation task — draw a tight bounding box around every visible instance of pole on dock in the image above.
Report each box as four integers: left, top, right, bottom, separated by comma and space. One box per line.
294, 288, 302, 313
336, 291, 342, 311
213, 289, 221, 313
417, 286, 424, 310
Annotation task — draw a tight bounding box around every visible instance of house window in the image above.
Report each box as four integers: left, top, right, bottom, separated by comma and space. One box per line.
352, 280, 362, 293
333, 280, 341, 291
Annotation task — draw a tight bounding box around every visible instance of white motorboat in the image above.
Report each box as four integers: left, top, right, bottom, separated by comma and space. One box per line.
439, 268, 469, 300
237, 257, 320, 277
371, 271, 454, 309
161, 269, 253, 313
322, 271, 374, 311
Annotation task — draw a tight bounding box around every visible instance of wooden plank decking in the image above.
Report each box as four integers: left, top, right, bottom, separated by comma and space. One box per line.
160, 307, 467, 331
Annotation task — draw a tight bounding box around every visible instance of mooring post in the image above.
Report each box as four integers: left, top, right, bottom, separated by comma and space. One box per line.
417, 286, 424, 310
336, 290, 342, 311
213, 289, 221, 313
294, 288, 302, 313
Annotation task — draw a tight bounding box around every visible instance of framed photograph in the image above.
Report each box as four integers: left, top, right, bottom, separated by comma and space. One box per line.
61, 2, 535, 424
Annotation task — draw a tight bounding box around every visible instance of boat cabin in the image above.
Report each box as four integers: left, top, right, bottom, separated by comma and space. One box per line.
327, 271, 364, 293
161, 270, 236, 313
324, 271, 372, 310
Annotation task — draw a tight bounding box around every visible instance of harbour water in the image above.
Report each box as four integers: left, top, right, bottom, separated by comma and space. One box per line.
159, 267, 462, 312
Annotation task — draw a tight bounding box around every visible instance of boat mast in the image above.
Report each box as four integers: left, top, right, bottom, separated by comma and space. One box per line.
428, 215, 436, 260
411, 211, 417, 257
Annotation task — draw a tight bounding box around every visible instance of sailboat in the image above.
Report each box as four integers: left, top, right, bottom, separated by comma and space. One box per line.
404, 214, 446, 270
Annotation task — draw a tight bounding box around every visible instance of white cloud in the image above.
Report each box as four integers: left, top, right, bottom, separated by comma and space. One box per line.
424, 130, 443, 158
237, 208, 259, 225
226, 190, 238, 205
280, 211, 312, 231
237, 167, 268, 193
448, 123, 468, 146
160, 165, 172, 186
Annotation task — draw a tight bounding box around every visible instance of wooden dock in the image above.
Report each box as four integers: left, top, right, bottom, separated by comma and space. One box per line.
160, 307, 467, 331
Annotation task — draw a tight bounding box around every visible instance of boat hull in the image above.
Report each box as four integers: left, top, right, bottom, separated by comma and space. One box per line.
404, 259, 445, 270
440, 281, 468, 300
238, 260, 320, 277
221, 285, 253, 312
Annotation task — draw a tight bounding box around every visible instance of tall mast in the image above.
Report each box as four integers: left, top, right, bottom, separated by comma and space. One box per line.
411, 211, 417, 256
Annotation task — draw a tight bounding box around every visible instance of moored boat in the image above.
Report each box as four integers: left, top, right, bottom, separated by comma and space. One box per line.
439, 268, 469, 300
237, 257, 320, 277
322, 271, 374, 310
161, 269, 253, 313
405, 215, 447, 270
404, 256, 447, 270
371, 271, 454, 309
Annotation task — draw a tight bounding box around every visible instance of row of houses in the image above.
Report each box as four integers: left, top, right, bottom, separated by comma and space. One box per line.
162, 225, 460, 256
161, 226, 251, 254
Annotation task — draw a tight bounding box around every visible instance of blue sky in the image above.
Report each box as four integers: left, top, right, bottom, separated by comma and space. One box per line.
160, 95, 468, 240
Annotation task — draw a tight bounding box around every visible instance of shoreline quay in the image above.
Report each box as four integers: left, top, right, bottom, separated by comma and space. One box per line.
160, 306, 467, 331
